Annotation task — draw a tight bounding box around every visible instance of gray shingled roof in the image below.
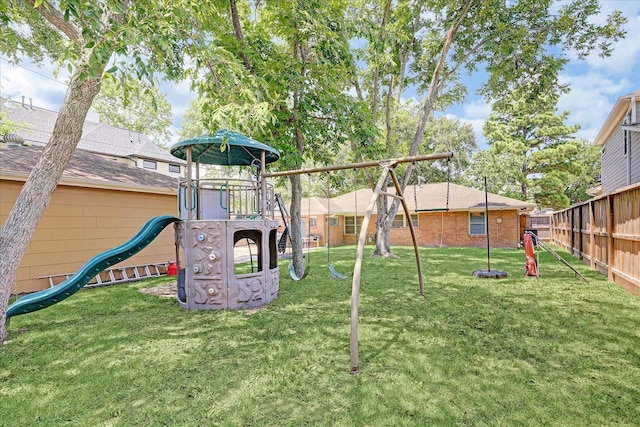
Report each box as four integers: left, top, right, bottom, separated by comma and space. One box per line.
0, 144, 177, 190
300, 183, 535, 215
1, 96, 184, 165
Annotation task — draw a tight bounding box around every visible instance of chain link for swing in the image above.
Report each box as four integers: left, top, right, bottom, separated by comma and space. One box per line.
445, 157, 451, 210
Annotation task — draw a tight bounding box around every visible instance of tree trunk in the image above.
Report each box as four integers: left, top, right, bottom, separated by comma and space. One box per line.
0, 63, 103, 343
289, 174, 305, 277
373, 0, 474, 258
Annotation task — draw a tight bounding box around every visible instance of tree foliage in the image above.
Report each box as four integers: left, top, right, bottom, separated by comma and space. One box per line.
482, 86, 595, 210
346, 0, 625, 256
92, 76, 174, 147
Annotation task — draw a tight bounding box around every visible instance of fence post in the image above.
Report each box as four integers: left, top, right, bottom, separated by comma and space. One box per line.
579, 205, 583, 260
589, 200, 596, 269
607, 195, 615, 282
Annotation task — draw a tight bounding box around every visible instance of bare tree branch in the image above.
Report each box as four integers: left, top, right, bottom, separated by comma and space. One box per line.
27, 0, 83, 42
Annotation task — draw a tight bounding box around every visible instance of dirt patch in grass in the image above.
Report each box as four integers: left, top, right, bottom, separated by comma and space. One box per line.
139, 282, 177, 298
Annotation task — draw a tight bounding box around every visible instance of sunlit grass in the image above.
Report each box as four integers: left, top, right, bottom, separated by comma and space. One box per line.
2, 246, 639, 426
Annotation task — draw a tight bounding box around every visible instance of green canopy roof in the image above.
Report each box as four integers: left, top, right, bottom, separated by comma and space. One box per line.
170, 129, 280, 166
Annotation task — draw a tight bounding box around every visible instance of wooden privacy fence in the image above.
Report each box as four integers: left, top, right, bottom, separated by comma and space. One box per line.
551, 183, 640, 296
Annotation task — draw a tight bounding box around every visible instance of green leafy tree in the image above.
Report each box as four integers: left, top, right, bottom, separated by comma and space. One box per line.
394, 111, 477, 184
0, 111, 25, 135
347, 0, 626, 257
0, 0, 254, 343
186, 0, 372, 277
462, 149, 526, 200
483, 87, 590, 210
92, 76, 173, 147
564, 142, 601, 204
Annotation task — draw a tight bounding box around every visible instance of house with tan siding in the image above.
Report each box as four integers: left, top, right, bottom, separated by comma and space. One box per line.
289, 183, 535, 250
1, 144, 179, 295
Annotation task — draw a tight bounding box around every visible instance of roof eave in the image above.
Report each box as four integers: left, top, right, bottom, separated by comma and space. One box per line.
1, 170, 177, 195
593, 92, 638, 147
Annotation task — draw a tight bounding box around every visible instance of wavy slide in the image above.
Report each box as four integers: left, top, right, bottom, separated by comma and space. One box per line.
6, 215, 181, 319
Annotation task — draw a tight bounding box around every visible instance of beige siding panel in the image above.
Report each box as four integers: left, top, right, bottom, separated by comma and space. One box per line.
38, 216, 98, 229
3, 182, 178, 295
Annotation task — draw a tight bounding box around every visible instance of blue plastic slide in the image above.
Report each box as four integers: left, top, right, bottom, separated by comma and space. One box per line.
6, 215, 180, 319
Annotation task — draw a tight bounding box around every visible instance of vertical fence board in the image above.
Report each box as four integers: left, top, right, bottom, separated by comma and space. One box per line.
552, 183, 640, 294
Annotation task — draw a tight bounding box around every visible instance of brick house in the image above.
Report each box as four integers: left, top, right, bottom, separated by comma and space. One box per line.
293, 183, 535, 249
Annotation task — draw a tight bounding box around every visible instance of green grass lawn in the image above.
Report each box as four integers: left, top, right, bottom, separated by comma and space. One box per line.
2, 246, 639, 426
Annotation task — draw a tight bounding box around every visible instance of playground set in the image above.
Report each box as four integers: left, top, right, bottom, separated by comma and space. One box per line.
6, 129, 452, 374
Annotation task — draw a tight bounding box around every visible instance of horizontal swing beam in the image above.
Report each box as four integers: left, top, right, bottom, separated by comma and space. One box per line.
263, 152, 454, 178
379, 191, 403, 200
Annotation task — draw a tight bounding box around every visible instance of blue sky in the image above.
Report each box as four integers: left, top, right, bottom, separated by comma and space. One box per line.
1, 1, 638, 149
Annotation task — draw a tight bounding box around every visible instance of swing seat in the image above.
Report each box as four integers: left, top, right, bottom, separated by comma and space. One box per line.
288, 263, 310, 281
328, 264, 348, 279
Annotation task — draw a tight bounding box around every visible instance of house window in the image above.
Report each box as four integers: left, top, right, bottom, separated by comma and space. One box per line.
328, 217, 338, 227
143, 160, 157, 170
623, 111, 631, 156
169, 164, 181, 173
391, 214, 419, 228
469, 212, 486, 235
345, 216, 363, 235
392, 215, 405, 228
309, 216, 317, 227
623, 130, 629, 156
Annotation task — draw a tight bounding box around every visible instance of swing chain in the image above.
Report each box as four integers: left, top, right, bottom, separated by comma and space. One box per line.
353, 168, 358, 236
445, 157, 451, 210
412, 162, 418, 211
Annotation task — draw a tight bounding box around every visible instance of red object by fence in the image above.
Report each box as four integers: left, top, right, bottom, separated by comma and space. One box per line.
167, 262, 178, 276
524, 233, 537, 277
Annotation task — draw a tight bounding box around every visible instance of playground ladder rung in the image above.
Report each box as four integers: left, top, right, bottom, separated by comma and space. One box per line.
40, 262, 170, 288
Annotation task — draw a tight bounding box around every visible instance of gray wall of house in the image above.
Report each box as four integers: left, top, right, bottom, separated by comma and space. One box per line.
601, 101, 640, 194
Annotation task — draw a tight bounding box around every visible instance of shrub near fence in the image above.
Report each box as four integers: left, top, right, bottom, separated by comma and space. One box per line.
552, 183, 640, 296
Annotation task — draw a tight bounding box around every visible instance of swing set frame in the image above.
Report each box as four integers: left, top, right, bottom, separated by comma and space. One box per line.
263, 151, 453, 374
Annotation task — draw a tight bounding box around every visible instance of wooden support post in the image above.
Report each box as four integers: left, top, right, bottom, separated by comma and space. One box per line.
589, 200, 596, 269
388, 168, 424, 296
350, 166, 391, 375
607, 195, 615, 282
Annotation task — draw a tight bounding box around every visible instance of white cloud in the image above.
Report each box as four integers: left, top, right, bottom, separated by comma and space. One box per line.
559, 70, 635, 143
1, 59, 68, 111
564, 2, 640, 76
443, 99, 492, 149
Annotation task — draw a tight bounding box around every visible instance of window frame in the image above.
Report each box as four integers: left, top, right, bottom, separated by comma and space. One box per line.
169, 164, 181, 173
469, 211, 486, 236
391, 213, 419, 228
142, 159, 157, 170
344, 216, 363, 235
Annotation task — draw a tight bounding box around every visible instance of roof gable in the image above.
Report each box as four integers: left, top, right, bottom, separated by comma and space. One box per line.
593, 90, 640, 147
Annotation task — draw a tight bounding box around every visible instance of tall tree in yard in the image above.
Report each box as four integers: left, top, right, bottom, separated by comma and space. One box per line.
348, 0, 626, 257
483, 86, 593, 210
0, 0, 252, 343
